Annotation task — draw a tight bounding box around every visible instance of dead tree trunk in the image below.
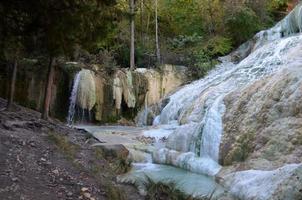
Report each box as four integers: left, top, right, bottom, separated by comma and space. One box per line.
130, 0, 136, 70
155, 0, 161, 65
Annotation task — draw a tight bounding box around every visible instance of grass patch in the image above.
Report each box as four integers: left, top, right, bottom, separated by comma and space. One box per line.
93, 146, 132, 174
144, 177, 211, 200
47, 132, 79, 161
104, 182, 126, 200
113, 159, 132, 174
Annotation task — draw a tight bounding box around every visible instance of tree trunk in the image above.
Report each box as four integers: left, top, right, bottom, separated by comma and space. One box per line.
130, 0, 135, 70
155, 0, 161, 65
6, 60, 18, 111
42, 57, 55, 120
140, 0, 144, 44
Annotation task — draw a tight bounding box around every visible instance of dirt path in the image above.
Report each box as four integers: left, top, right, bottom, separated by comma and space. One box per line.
0, 98, 143, 200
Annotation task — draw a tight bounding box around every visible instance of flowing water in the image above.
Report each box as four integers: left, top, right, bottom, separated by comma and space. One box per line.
67, 69, 96, 125
137, 3, 302, 177
68, 4, 302, 198
67, 71, 81, 125
146, 36, 302, 176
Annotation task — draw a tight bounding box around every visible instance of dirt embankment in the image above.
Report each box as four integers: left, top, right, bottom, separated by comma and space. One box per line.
0, 98, 142, 200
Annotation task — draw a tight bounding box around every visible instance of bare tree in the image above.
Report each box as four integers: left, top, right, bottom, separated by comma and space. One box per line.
130, 0, 135, 69
6, 60, 18, 111
140, 0, 144, 43
155, 0, 161, 65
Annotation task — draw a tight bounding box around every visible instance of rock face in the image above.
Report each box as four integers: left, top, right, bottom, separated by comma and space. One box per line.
136, 65, 188, 106
220, 65, 302, 168
216, 64, 302, 199
0, 61, 189, 124
113, 70, 138, 110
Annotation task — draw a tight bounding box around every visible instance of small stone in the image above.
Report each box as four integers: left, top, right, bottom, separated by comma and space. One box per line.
83, 192, 91, 199
40, 158, 46, 162
59, 178, 63, 181
81, 187, 89, 192
11, 177, 18, 182
67, 192, 73, 197
52, 169, 59, 175
29, 142, 36, 147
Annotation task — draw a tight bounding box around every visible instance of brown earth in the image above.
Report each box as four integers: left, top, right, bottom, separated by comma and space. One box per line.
0, 98, 143, 200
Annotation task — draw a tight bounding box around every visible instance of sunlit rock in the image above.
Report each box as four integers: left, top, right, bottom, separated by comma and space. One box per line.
113, 70, 136, 109
222, 164, 302, 200
94, 76, 105, 121
220, 64, 302, 167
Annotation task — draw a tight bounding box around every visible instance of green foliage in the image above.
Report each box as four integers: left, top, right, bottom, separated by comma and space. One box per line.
226, 7, 263, 46
1, 0, 294, 80
174, 35, 231, 79
159, 0, 204, 36
203, 36, 233, 57
169, 34, 203, 49
29, 0, 118, 58
268, 0, 289, 12
187, 50, 216, 79
0, 1, 33, 61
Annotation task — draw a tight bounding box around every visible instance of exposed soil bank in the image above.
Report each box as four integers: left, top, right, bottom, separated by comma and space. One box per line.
0, 98, 143, 200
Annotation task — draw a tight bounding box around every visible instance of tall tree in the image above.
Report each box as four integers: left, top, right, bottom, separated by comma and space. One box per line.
30, 0, 117, 120
0, 1, 31, 111
130, 0, 136, 69
7, 60, 18, 111
155, 0, 161, 65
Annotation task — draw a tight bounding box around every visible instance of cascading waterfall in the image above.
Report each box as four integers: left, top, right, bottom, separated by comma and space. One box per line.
67, 71, 81, 125
141, 3, 302, 176
136, 92, 149, 126
67, 69, 96, 125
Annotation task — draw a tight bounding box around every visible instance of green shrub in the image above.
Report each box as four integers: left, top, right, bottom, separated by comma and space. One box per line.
144, 176, 211, 200
186, 49, 218, 79
203, 36, 232, 57
226, 7, 263, 46
144, 177, 189, 200
169, 34, 203, 49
